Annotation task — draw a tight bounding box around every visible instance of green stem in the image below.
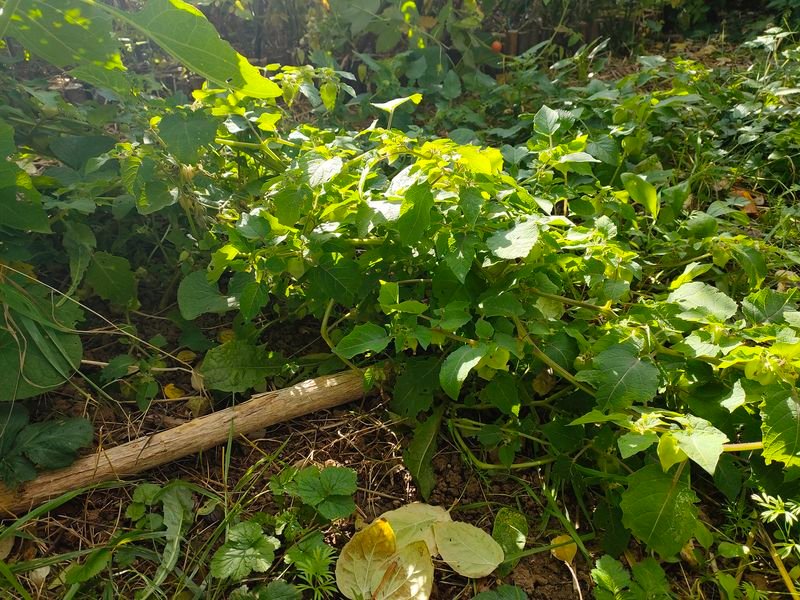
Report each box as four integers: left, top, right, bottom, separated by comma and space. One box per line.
524, 286, 614, 315
512, 316, 595, 396
501, 532, 596, 563
320, 299, 361, 374
449, 421, 555, 470
722, 441, 763, 452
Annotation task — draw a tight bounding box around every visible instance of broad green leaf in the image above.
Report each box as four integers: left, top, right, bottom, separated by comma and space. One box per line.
0, 321, 82, 401
50, 135, 116, 170
479, 373, 520, 416
199, 340, 282, 392
742, 288, 795, 324
403, 406, 444, 500
210, 521, 279, 580
85, 251, 138, 308
761, 386, 800, 468
177, 271, 237, 320
391, 357, 440, 418
473, 585, 528, 600
159, 112, 218, 164
618, 432, 658, 459
433, 520, 504, 578
620, 464, 699, 557
335, 323, 391, 359
0, 120, 15, 158
335, 519, 396, 600
0, 404, 30, 457
456, 145, 503, 175
293, 466, 357, 520
492, 508, 528, 576
379, 503, 452, 555
672, 415, 729, 475
306, 156, 343, 187
16, 417, 92, 469
0, 162, 50, 233
591, 555, 631, 597
667, 282, 737, 322
591, 346, 659, 411
732, 246, 767, 289
7, 0, 121, 68
621, 172, 659, 219
229, 273, 269, 321
444, 234, 478, 283
254, 581, 302, 600
397, 183, 434, 244
657, 433, 688, 472
441, 70, 462, 100
629, 557, 671, 598
487, 221, 539, 260
720, 380, 746, 413
307, 254, 360, 306
439, 344, 488, 400
533, 105, 561, 136
111, 0, 281, 98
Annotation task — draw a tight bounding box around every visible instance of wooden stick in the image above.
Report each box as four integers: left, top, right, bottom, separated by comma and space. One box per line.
0, 370, 366, 516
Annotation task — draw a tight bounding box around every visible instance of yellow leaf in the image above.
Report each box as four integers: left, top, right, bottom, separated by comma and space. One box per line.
550, 534, 577, 564
335, 519, 396, 600
176, 350, 197, 363
217, 329, 236, 343
164, 383, 185, 399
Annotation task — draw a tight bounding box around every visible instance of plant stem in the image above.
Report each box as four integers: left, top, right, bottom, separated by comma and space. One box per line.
524, 286, 615, 315
721, 441, 763, 452
320, 299, 361, 373
512, 315, 595, 396
760, 524, 800, 600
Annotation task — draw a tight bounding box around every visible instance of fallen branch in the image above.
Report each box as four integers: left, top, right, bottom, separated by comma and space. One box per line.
0, 370, 366, 516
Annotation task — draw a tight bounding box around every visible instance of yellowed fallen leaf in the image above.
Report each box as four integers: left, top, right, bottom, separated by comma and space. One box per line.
176, 350, 197, 363
164, 383, 185, 399
0, 536, 13, 561
185, 396, 210, 417
550, 534, 577, 564
336, 519, 396, 600
374, 541, 433, 600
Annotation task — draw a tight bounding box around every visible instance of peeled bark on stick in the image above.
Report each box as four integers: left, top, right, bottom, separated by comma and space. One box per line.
0, 370, 365, 516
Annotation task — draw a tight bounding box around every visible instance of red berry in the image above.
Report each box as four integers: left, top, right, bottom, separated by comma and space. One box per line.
491, 40, 503, 53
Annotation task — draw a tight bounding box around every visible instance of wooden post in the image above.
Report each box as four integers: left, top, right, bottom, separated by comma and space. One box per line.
0, 370, 366, 516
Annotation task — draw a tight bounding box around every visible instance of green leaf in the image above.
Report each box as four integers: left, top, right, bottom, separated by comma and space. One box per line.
64, 548, 111, 584
199, 340, 283, 392
441, 70, 462, 100
672, 415, 729, 475
591, 555, 631, 597
50, 135, 116, 170
0, 162, 50, 233
0, 120, 15, 158
229, 272, 269, 321
667, 282, 738, 322
732, 246, 767, 289
621, 172, 659, 219
85, 251, 138, 308
620, 464, 699, 557
533, 105, 561, 136
177, 271, 237, 320
371, 93, 423, 113
307, 254, 360, 306
492, 508, 527, 576
761, 386, 800, 468
63, 221, 96, 297
159, 112, 218, 164
630, 557, 671, 598
397, 183, 434, 245
391, 357, 440, 418
306, 156, 343, 187
487, 220, 539, 260
403, 406, 444, 500
335, 323, 391, 359
439, 344, 488, 400
479, 373, 520, 416
16, 417, 93, 469
113, 0, 281, 98
591, 346, 659, 411
7, 0, 120, 68
742, 289, 795, 324
210, 521, 279, 580
618, 432, 659, 459
293, 466, 357, 520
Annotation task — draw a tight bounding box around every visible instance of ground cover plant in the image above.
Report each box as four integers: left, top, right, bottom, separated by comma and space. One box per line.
3, 0, 800, 598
